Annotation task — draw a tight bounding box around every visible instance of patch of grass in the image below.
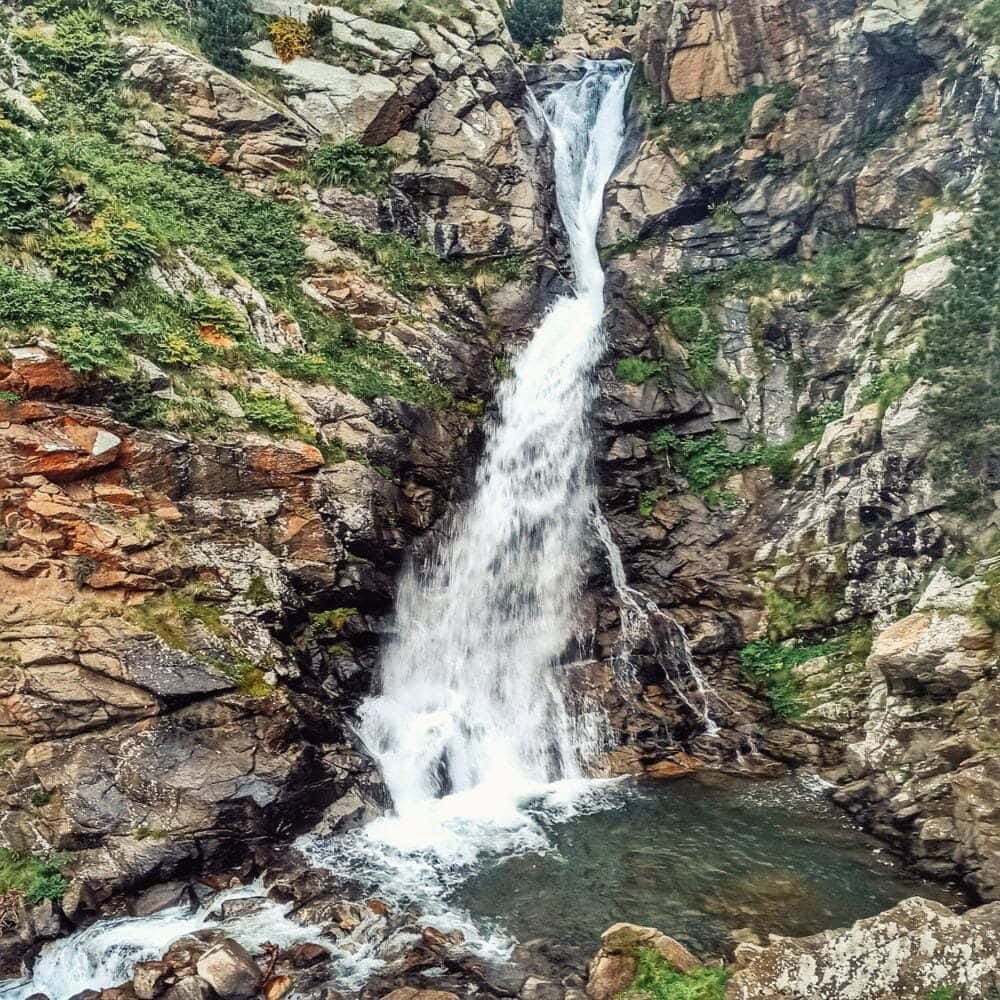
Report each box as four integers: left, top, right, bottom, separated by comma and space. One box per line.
13, 7, 123, 130
858, 364, 912, 413
650, 429, 759, 494
620, 946, 729, 1000
640, 232, 902, 323
0, 848, 68, 903
126, 589, 273, 697
656, 86, 797, 177
311, 607, 358, 632
308, 139, 396, 195
209, 656, 272, 698
924, 988, 956, 1000
638, 488, 661, 517
616, 356, 664, 384
740, 638, 843, 718
42, 209, 158, 300
244, 575, 273, 606
234, 388, 305, 436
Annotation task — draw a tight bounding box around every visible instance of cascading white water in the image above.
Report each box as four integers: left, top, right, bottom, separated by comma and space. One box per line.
356, 61, 632, 836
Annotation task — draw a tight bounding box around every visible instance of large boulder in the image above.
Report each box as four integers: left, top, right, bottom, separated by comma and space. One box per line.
196, 939, 262, 1000
587, 922, 701, 1000
727, 897, 1000, 999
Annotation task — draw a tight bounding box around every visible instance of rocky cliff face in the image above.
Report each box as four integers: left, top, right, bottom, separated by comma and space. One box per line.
0, 0, 998, 986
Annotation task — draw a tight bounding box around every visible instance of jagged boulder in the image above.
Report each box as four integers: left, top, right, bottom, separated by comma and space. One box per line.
727, 897, 1000, 999
196, 940, 262, 1000
586, 922, 701, 1000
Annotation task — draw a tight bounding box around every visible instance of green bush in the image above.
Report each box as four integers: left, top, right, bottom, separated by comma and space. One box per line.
307, 8, 334, 36
54, 322, 130, 372
0, 149, 62, 233
652, 84, 798, 176
97, 0, 184, 23
973, 567, 1000, 631
616, 356, 663, 384
42, 210, 158, 299
764, 588, 841, 641
665, 306, 717, 388
740, 638, 842, 718
621, 946, 729, 1000
504, 0, 562, 46
15, 8, 123, 128
0, 848, 68, 904
195, 0, 253, 75
63, 136, 306, 294
234, 389, 303, 435
650, 429, 760, 494
308, 139, 396, 194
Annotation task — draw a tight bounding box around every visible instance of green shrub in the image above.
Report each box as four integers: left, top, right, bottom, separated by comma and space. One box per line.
638, 488, 660, 517
323, 218, 465, 296
665, 306, 718, 387
858, 364, 912, 413
765, 588, 841, 641
42, 210, 158, 299
0, 148, 62, 233
195, 0, 253, 75
234, 389, 302, 434
0, 849, 68, 904
650, 429, 760, 494
973, 567, 1000, 631
97, 0, 184, 23
311, 607, 358, 632
621, 946, 729, 1000
62, 135, 305, 294
15, 8, 123, 127
504, 0, 562, 46
308, 139, 396, 194
54, 322, 130, 372
739, 638, 842, 718
616, 356, 663, 384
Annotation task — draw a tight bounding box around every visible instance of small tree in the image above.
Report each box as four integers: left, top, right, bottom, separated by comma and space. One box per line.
195, 0, 253, 75
504, 0, 562, 47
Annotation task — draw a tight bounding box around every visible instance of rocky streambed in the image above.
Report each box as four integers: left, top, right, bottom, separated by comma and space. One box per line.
5, 774, 997, 1000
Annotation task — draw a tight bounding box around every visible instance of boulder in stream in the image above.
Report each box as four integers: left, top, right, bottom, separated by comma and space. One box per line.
195, 939, 262, 1000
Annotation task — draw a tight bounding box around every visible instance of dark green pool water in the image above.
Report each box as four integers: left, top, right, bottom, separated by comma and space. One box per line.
451, 773, 960, 958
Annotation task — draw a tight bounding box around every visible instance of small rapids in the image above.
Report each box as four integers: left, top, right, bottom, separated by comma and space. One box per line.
0, 885, 328, 1000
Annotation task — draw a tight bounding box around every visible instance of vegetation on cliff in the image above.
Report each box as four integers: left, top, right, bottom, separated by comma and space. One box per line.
0, 849, 68, 904
921, 162, 1000, 506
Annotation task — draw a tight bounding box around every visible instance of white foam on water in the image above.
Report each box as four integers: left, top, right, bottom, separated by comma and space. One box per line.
0, 883, 326, 1000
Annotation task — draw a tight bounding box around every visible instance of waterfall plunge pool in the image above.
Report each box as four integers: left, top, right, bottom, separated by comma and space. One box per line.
444, 772, 961, 962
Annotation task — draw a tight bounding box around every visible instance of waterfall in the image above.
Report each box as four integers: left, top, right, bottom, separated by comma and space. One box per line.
357, 61, 632, 825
